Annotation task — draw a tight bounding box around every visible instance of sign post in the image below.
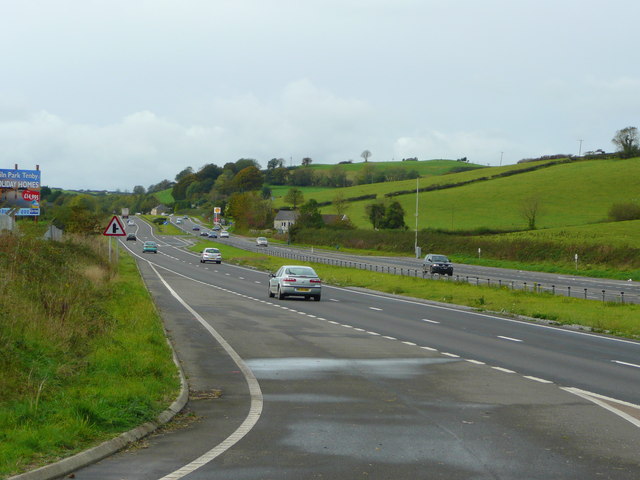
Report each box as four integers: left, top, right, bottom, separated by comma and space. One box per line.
103, 216, 127, 263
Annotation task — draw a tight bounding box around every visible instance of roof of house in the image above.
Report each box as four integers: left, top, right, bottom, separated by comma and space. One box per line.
274, 210, 299, 221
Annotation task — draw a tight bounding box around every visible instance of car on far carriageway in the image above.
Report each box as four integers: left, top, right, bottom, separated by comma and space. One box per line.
142, 241, 158, 253
256, 236, 268, 247
268, 265, 321, 301
201, 247, 222, 264
422, 253, 453, 276
219, 230, 229, 238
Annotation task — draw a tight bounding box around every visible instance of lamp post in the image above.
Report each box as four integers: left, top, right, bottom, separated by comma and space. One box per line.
414, 177, 420, 258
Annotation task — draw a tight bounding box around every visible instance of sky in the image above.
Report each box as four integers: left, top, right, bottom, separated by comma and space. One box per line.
1, 0, 639, 191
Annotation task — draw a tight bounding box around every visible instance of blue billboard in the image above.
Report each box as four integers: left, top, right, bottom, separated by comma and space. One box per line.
0, 168, 41, 216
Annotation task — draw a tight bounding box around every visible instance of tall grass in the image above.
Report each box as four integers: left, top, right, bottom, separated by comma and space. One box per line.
0, 232, 179, 477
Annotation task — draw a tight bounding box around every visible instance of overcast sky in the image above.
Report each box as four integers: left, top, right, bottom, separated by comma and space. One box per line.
1, 0, 639, 191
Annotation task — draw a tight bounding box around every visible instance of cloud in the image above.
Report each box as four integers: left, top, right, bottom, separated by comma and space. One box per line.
0, 80, 380, 190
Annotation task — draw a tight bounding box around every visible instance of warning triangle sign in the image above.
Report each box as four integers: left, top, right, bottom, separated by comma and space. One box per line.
103, 215, 127, 236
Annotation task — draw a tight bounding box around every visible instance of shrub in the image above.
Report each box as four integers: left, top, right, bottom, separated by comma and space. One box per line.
608, 202, 640, 221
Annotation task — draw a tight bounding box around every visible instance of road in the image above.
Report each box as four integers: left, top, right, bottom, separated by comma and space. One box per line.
175, 217, 639, 304
68, 217, 640, 479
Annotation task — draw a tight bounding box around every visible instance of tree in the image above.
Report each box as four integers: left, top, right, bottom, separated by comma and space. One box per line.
175, 167, 194, 182
332, 192, 349, 216
296, 199, 324, 229
361, 149, 372, 162
232, 166, 264, 192
301, 157, 313, 167
381, 201, 406, 229
267, 158, 285, 170
365, 202, 386, 229
521, 196, 541, 230
612, 126, 640, 158
133, 185, 146, 195
284, 188, 304, 209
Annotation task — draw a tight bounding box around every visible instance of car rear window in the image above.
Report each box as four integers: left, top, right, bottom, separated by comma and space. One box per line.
204, 248, 220, 253
285, 267, 316, 276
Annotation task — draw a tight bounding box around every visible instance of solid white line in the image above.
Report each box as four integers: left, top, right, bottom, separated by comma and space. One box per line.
612, 360, 640, 369
562, 387, 640, 429
497, 336, 523, 342
422, 319, 440, 324
369, 307, 382, 311
147, 263, 263, 480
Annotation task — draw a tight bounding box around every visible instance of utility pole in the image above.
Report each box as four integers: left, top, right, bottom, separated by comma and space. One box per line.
578, 139, 583, 156
500, 151, 504, 166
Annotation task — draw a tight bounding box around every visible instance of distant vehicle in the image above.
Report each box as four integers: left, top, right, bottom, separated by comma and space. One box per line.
183, 216, 188, 219
142, 241, 158, 254
126, 233, 136, 241
176, 219, 182, 224
200, 247, 222, 264
256, 237, 268, 247
127, 220, 134, 226
121, 207, 129, 219
208, 231, 218, 238
422, 253, 453, 276
212, 224, 222, 231
268, 265, 321, 301
219, 230, 229, 238
200, 231, 209, 236
192, 225, 200, 231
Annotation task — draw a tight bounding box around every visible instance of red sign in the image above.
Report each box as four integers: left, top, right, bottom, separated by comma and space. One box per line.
22, 190, 40, 202
103, 216, 127, 236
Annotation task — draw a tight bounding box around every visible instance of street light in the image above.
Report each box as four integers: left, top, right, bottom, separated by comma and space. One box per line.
414, 177, 420, 258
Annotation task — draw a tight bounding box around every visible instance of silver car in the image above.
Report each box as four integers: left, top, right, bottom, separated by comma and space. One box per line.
200, 247, 222, 264
256, 236, 268, 247
268, 265, 321, 301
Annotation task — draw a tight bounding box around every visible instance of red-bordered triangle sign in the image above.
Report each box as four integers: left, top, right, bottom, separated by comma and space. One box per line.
103, 215, 127, 236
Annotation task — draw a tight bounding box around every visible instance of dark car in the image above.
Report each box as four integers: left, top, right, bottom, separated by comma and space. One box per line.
192, 225, 200, 231
126, 233, 136, 241
422, 253, 453, 276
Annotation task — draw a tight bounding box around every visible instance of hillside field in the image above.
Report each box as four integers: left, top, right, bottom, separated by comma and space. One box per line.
311, 158, 640, 232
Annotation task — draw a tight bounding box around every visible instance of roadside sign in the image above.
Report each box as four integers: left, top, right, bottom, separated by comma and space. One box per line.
103, 215, 127, 236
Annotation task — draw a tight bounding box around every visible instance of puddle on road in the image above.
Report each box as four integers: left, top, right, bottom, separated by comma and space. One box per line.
245, 357, 456, 381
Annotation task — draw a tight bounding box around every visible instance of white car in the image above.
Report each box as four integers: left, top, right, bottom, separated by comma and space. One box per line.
220, 230, 229, 238
200, 247, 222, 264
268, 265, 321, 301
256, 236, 268, 247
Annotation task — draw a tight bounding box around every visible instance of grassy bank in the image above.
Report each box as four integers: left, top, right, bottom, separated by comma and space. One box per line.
190, 241, 640, 340
0, 233, 180, 477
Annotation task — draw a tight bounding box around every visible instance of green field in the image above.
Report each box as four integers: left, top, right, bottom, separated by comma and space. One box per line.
154, 188, 174, 205
312, 158, 640, 231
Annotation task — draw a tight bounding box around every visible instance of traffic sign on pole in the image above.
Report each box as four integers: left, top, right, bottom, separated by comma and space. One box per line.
103, 215, 127, 236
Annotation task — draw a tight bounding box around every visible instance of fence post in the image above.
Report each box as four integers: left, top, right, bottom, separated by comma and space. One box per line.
584, 288, 587, 299
602, 290, 606, 302
621, 292, 625, 304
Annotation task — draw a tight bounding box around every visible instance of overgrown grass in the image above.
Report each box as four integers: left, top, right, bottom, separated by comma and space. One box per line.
189, 241, 640, 340
141, 215, 188, 235
0, 232, 179, 477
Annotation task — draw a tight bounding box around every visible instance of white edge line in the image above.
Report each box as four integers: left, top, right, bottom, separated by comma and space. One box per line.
492, 367, 516, 373
147, 263, 263, 480
523, 376, 553, 384
562, 387, 640, 429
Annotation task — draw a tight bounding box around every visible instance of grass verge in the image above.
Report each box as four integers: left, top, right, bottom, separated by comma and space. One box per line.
190, 241, 640, 340
0, 234, 180, 477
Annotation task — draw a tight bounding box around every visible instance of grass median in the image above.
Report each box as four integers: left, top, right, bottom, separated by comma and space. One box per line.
191, 241, 640, 340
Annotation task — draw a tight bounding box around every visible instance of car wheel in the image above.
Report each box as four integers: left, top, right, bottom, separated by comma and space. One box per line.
314, 294, 321, 301
217, 261, 221, 264
429, 267, 434, 274
277, 286, 286, 300
268, 286, 275, 298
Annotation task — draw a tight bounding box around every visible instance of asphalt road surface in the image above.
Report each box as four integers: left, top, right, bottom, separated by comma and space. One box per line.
67, 218, 640, 479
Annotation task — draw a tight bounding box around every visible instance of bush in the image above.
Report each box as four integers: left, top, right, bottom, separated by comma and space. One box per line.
608, 202, 640, 221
